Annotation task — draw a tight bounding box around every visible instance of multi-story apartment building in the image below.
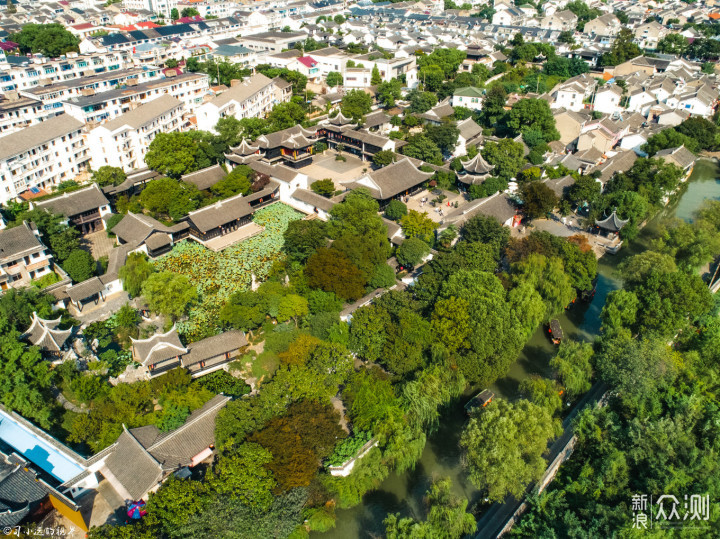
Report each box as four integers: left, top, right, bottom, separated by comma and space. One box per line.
122, 0, 178, 18
0, 221, 54, 291
238, 31, 308, 54
86, 95, 185, 171
62, 72, 209, 125
0, 93, 59, 139
21, 67, 165, 111
176, 0, 236, 18
0, 51, 134, 92
196, 74, 291, 132
0, 114, 89, 204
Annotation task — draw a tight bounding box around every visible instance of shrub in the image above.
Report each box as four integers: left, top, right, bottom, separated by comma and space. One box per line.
384, 199, 407, 221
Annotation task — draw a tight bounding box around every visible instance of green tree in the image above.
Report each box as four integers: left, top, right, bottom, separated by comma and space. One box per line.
118, 252, 154, 297
657, 33, 690, 54
384, 478, 475, 539
277, 294, 309, 324
521, 182, 559, 219
341, 90, 373, 121
145, 132, 200, 178
512, 254, 575, 320
141, 271, 198, 320
249, 400, 346, 491
600, 28, 642, 66
181, 7, 199, 17
550, 340, 593, 398
396, 237, 430, 267
215, 117, 243, 148
310, 179, 335, 197
508, 98, 560, 142
10, 23, 79, 57
283, 219, 328, 263
372, 149, 396, 168
407, 90, 438, 114
460, 398, 560, 501
305, 247, 367, 301
400, 210, 439, 242
371, 65, 382, 85
170, 7, 179, 19
461, 213, 511, 255
482, 139, 525, 180
139, 177, 201, 220
209, 443, 276, 509
480, 85, 508, 128
567, 175, 601, 206
62, 249, 95, 282
377, 79, 403, 108
519, 376, 563, 415
384, 199, 408, 221
0, 314, 55, 428
326, 71, 343, 87
402, 134, 443, 165
92, 166, 126, 187
268, 102, 307, 130
211, 166, 252, 198
426, 123, 461, 154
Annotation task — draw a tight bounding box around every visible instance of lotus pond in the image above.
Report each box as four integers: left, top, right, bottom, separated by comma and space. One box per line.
154, 203, 304, 341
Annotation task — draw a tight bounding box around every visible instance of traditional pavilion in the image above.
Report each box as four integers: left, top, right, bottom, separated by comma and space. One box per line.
224, 139, 265, 166
595, 211, 628, 236
458, 153, 495, 186
23, 312, 72, 358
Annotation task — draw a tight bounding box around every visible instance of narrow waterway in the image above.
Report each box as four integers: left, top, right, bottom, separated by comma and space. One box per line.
320, 160, 720, 538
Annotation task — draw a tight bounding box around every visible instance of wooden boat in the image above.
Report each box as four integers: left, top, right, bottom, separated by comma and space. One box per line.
580, 276, 599, 302
464, 389, 495, 414
548, 319, 563, 345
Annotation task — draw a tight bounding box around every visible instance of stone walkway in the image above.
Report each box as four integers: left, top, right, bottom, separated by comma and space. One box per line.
70, 291, 130, 324
80, 230, 116, 261
304, 152, 368, 183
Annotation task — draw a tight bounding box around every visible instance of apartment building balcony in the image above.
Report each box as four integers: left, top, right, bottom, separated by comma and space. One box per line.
26, 259, 51, 272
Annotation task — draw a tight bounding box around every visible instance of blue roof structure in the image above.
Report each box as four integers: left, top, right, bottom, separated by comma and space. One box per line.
0, 408, 85, 484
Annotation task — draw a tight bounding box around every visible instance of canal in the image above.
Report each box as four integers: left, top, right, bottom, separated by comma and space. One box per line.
319, 159, 720, 538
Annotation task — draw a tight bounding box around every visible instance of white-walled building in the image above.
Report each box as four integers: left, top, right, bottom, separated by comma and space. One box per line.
0, 52, 134, 92
196, 74, 291, 132
86, 95, 185, 171
0, 222, 54, 291
452, 87, 484, 111
0, 114, 88, 204
63, 72, 209, 125
593, 85, 623, 115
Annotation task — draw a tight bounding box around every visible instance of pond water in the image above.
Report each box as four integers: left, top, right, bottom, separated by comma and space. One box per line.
319, 160, 720, 539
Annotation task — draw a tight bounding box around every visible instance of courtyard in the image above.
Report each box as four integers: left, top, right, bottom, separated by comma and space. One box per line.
304, 151, 370, 184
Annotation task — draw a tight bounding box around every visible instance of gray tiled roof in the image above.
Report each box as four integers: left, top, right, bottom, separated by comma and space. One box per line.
363, 158, 433, 200
0, 114, 83, 161
248, 161, 303, 184
183, 331, 247, 367
131, 327, 187, 368
23, 313, 72, 353
543, 175, 576, 198
103, 429, 163, 501
208, 73, 274, 108
0, 451, 51, 528
0, 222, 45, 263
35, 184, 109, 218
186, 193, 253, 234
181, 164, 227, 191
111, 212, 173, 245
130, 395, 231, 470
291, 188, 337, 212
100, 95, 182, 132
67, 277, 105, 301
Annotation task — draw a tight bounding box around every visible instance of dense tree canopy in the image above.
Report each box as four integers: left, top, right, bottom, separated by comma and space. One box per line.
10, 23, 79, 57
461, 398, 560, 501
